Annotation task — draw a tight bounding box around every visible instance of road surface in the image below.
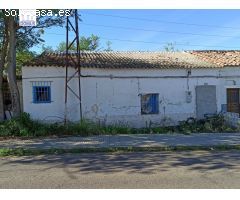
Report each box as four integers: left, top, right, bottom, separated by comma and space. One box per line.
0, 151, 240, 188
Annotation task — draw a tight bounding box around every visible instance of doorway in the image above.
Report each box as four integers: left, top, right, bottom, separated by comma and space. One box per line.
227, 88, 240, 114
196, 85, 217, 119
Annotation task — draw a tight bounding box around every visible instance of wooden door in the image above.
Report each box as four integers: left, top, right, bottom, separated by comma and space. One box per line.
227, 88, 240, 114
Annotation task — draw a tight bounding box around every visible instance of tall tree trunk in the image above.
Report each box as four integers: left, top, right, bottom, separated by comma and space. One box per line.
0, 39, 7, 121
7, 16, 21, 117
0, 46, 5, 121
0, 13, 9, 121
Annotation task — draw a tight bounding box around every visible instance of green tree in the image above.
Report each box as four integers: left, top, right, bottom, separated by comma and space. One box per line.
56, 34, 101, 51
56, 41, 77, 52
0, 9, 67, 119
16, 50, 36, 75
80, 34, 100, 51
41, 45, 54, 53
104, 41, 112, 51
163, 42, 177, 52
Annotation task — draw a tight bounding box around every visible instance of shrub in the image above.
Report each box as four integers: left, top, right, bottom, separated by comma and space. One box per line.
176, 114, 236, 134
0, 113, 238, 138
0, 113, 49, 137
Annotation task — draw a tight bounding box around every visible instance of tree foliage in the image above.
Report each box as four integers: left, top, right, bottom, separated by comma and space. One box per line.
56, 34, 101, 52
56, 41, 77, 52
163, 42, 178, 52
0, 10, 66, 51
0, 9, 66, 70
0, 9, 67, 119
41, 45, 54, 52
16, 50, 36, 74
104, 41, 113, 51
80, 34, 100, 51
0, 9, 113, 119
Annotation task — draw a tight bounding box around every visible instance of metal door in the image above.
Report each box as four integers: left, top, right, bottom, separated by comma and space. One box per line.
196, 85, 217, 119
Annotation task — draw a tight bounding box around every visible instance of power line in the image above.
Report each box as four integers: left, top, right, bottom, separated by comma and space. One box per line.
79, 22, 240, 39
44, 32, 66, 36
99, 37, 240, 49
80, 11, 240, 30
44, 32, 240, 49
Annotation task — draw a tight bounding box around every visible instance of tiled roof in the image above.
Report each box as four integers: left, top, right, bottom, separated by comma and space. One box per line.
190, 50, 240, 67
24, 50, 240, 69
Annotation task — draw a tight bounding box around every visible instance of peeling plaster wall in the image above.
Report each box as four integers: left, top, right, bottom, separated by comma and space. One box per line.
22, 66, 240, 127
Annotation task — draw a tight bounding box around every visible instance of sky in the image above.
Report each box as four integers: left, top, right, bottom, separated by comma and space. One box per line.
32, 9, 240, 53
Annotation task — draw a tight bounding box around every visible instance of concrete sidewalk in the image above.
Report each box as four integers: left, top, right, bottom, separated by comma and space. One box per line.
1, 133, 240, 150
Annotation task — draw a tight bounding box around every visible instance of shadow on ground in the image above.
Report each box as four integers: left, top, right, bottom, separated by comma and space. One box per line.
1, 151, 240, 179
2, 134, 240, 149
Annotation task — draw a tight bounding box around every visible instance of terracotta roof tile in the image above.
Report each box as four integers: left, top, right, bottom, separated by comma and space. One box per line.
24, 50, 240, 69
189, 50, 240, 67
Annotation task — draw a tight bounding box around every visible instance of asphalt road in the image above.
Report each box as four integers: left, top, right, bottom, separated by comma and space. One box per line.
0, 151, 240, 189
1, 133, 240, 149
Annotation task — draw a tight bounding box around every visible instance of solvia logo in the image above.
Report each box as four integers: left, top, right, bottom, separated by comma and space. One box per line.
19, 9, 37, 26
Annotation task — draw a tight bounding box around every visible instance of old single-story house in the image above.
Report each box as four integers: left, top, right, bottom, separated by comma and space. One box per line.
22, 50, 240, 127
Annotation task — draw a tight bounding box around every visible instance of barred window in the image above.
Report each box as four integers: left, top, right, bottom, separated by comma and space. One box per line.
32, 81, 52, 103
141, 93, 159, 114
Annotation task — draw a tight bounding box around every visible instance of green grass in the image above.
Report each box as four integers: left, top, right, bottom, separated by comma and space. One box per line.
0, 113, 238, 138
1, 145, 240, 157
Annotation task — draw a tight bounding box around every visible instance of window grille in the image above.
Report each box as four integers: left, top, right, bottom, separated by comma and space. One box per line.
32, 81, 52, 103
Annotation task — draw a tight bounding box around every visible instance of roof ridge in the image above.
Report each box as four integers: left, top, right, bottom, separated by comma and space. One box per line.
24, 50, 240, 69
42, 50, 190, 55
41, 50, 240, 56
188, 50, 240, 52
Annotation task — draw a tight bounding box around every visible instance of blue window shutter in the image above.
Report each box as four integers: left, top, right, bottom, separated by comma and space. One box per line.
151, 94, 158, 113
141, 93, 159, 114
155, 94, 159, 113
150, 94, 154, 113
152, 94, 155, 113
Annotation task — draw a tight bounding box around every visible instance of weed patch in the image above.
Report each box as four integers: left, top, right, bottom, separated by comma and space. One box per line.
0, 113, 238, 138
1, 145, 240, 157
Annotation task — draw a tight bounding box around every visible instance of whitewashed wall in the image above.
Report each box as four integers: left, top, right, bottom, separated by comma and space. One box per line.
22, 66, 240, 127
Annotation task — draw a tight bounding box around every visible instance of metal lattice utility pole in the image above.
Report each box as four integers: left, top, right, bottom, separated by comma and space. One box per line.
64, 9, 82, 124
